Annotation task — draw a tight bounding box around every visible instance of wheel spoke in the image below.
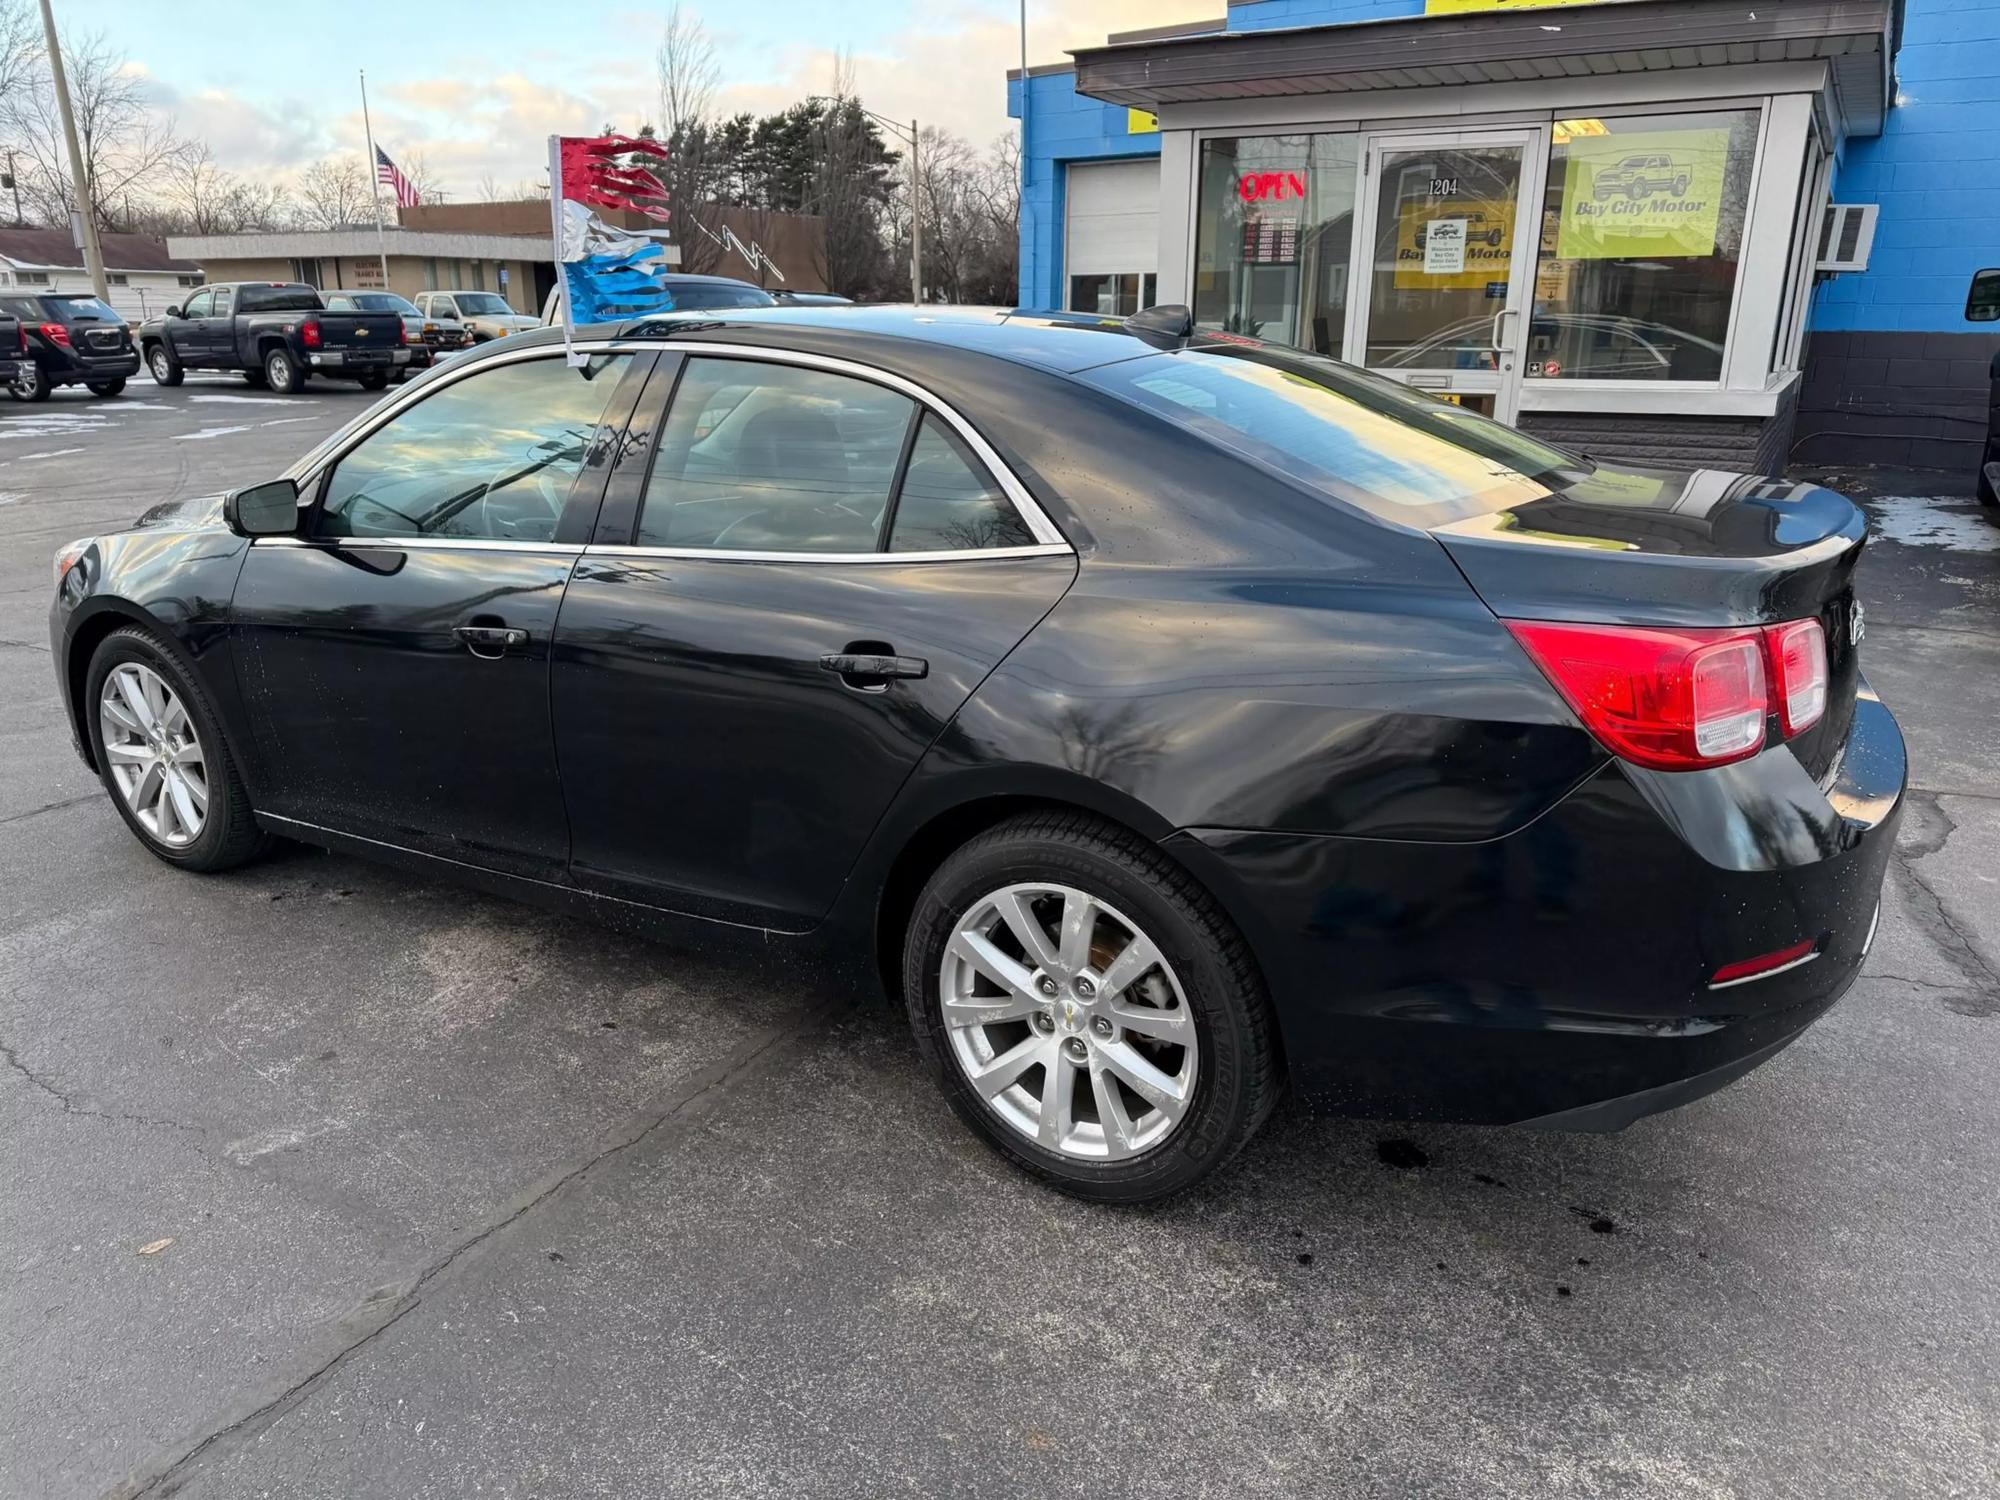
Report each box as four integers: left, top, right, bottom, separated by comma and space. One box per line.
1039, 1047, 1077, 1149
949, 930, 1041, 1005
140, 670, 166, 725
160, 695, 189, 736
116, 670, 154, 730
102, 694, 146, 737
1057, 891, 1100, 974
1097, 932, 1163, 1001
968, 1034, 1046, 1099
166, 770, 201, 835
176, 764, 209, 810
993, 889, 1060, 972
1099, 1040, 1189, 1121
1089, 1059, 1138, 1159
942, 989, 1043, 1029
104, 741, 152, 764
1105, 1000, 1190, 1044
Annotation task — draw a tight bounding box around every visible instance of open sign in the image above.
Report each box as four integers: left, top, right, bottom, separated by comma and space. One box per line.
1237, 171, 1308, 204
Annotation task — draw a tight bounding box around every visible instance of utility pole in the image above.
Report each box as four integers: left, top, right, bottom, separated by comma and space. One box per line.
3, 150, 22, 227
38, 0, 109, 300
909, 118, 922, 304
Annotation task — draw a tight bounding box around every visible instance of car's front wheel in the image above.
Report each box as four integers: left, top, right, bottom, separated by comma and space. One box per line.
86, 378, 125, 397
904, 811, 1280, 1203
85, 627, 266, 872
147, 344, 183, 386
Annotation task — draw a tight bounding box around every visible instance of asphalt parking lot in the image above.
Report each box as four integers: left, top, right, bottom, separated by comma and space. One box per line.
3, 376, 1998, 1499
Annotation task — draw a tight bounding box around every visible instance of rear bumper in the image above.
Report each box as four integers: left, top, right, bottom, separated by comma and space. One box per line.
1171, 679, 1906, 1128
307, 348, 413, 371
44, 348, 139, 383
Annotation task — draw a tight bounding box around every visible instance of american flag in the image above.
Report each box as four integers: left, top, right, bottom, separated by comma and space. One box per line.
375, 146, 419, 208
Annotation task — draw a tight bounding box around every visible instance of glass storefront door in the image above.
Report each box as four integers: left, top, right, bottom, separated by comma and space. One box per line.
1346, 129, 1545, 420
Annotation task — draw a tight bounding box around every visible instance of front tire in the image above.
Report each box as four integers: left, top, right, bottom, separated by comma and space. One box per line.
86, 377, 126, 397
85, 627, 265, 872
904, 811, 1280, 1203
147, 344, 184, 386
264, 347, 304, 394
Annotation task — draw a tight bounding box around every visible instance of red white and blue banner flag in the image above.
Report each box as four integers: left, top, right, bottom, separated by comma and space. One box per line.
375, 147, 420, 209
547, 133, 678, 362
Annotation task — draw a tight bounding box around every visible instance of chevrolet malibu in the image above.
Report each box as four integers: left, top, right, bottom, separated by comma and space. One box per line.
48, 306, 1904, 1202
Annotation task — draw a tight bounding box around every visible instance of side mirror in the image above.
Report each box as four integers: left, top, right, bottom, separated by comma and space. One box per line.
224, 478, 301, 538
1966, 268, 2000, 323
165, 305, 182, 319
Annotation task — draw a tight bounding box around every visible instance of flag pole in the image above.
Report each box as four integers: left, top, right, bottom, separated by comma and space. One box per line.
549, 135, 581, 366
359, 68, 391, 288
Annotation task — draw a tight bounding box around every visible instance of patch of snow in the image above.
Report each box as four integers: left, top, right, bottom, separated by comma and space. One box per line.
1870, 495, 2000, 553
171, 424, 255, 442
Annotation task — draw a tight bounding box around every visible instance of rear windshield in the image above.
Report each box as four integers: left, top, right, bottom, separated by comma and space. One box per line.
667, 285, 778, 310
50, 295, 121, 322
1080, 342, 1589, 527
326, 292, 418, 314
237, 285, 322, 313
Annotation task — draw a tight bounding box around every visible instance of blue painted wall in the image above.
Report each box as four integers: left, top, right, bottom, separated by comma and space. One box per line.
1814, 1, 2000, 334
1226, 0, 1419, 29
1008, 71, 1162, 307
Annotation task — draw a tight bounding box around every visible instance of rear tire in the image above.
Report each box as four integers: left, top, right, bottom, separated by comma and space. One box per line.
10, 361, 51, 401
357, 370, 390, 391
84, 626, 267, 873
86, 378, 126, 397
264, 347, 303, 394
147, 344, 183, 387
903, 811, 1280, 1203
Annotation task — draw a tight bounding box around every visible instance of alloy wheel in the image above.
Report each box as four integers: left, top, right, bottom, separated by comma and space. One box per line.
941, 882, 1197, 1160
98, 663, 208, 847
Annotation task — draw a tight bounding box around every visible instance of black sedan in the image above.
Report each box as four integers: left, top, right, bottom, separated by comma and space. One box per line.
46, 306, 1904, 1202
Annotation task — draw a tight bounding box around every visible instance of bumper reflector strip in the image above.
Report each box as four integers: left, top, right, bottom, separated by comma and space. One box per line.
1709, 938, 1819, 990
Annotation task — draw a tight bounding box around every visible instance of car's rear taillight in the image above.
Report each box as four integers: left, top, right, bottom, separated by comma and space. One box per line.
300, 319, 321, 348
1509, 616, 1840, 771
39, 321, 70, 348
1508, 622, 1768, 770
1767, 618, 1828, 737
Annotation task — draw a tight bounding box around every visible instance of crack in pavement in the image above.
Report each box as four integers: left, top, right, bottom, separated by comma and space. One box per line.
105, 999, 848, 1500
0, 1039, 209, 1136
0, 792, 97, 826
1892, 791, 2000, 1002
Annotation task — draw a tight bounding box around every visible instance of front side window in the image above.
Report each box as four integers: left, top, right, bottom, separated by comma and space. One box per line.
180, 290, 213, 319
316, 355, 628, 542
1193, 132, 1360, 355
1531, 110, 1759, 382
455, 292, 510, 316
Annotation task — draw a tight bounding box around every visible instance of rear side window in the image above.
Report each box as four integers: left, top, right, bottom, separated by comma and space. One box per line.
316, 355, 628, 542
637, 358, 915, 553
1081, 345, 1586, 527
237, 285, 320, 313
888, 416, 1033, 552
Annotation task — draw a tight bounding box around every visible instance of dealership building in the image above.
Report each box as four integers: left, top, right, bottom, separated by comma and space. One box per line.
1008, 0, 1998, 473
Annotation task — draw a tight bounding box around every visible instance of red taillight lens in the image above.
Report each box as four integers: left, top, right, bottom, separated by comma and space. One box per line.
39, 321, 70, 348
1507, 621, 1768, 771
1767, 618, 1827, 737
300, 319, 321, 348
1710, 937, 1818, 987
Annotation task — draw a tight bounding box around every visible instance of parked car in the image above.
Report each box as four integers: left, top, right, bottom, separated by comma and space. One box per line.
538, 273, 780, 324
139, 283, 410, 394
773, 290, 855, 306
46, 304, 1903, 1203
1, 292, 141, 401
0, 307, 23, 390
1593, 153, 1692, 201
414, 290, 541, 343
320, 289, 469, 375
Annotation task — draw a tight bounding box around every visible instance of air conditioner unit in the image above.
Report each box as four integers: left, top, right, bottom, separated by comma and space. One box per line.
1815, 203, 1878, 273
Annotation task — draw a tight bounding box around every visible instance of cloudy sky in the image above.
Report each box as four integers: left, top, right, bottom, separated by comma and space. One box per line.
77, 0, 1215, 199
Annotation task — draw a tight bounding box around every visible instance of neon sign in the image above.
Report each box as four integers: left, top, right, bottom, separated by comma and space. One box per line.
1237, 171, 1308, 204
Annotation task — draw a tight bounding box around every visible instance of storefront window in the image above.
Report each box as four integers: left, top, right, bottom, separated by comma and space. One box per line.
1192, 133, 1360, 355
1531, 109, 1759, 382
1069, 273, 1157, 317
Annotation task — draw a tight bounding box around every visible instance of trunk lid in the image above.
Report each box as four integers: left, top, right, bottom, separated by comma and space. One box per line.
1433, 464, 1868, 779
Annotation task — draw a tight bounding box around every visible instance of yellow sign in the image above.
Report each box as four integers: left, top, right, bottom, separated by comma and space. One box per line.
1425, 0, 1609, 12
1126, 109, 1158, 135
1394, 195, 1515, 291
1556, 128, 1728, 260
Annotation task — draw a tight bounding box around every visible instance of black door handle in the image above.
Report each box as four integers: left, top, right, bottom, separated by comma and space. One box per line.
454, 624, 528, 658
819, 650, 928, 688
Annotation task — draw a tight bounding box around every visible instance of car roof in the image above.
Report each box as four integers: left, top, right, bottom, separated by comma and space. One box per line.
502, 304, 1185, 376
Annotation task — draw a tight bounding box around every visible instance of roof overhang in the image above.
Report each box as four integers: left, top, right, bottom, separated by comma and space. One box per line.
164, 228, 560, 262
1072, 0, 1895, 137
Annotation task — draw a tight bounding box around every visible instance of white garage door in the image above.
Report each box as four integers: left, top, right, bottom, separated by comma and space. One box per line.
1065, 159, 1159, 316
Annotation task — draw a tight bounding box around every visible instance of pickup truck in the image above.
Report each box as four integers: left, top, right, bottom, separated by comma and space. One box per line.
138, 282, 409, 395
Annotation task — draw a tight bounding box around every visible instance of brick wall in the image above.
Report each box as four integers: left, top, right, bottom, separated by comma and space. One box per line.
1519, 382, 1798, 476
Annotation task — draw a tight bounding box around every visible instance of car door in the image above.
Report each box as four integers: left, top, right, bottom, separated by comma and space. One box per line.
200, 286, 235, 363
550, 348, 1077, 931
230, 347, 656, 880
169, 289, 212, 365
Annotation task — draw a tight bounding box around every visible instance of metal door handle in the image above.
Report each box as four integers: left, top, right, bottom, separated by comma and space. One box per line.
454, 624, 528, 658
1490, 306, 1518, 352
819, 651, 928, 685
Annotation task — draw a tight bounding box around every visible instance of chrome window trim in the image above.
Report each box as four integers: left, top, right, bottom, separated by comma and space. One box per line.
252, 536, 585, 556
581, 541, 1073, 566
283, 337, 1073, 556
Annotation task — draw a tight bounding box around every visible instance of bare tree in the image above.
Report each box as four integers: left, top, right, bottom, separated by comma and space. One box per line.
805, 57, 894, 297
147, 141, 288, 233
896, 127, 1020, 304
654, 4, 725, 272
395, 147, 446, 207
0, 24, 191, 230
294, 155, 371, 229
0, 0, 35, 105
